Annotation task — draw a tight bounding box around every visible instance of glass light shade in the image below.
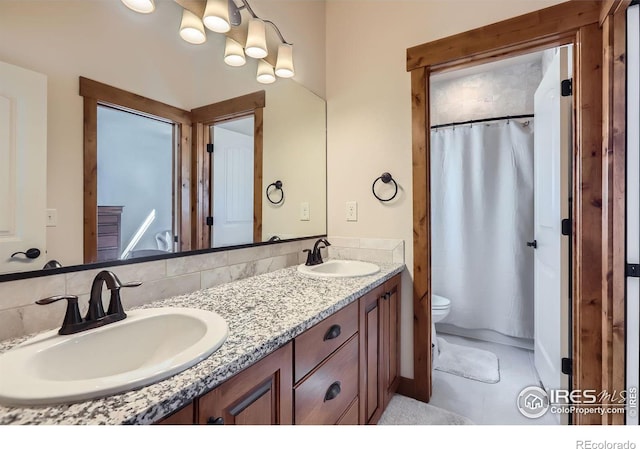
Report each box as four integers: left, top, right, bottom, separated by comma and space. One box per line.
257, 60, 276, 84
121, 0, 155, 14
224, 38, 246, 67
245, 19, 268, 59
275, 44, 295, 78
203, 0, 230, 33
179, 9, 206, 45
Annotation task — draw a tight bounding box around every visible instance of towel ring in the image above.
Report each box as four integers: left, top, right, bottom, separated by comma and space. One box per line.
372, 172, 398, 202
266, 180, 284, 205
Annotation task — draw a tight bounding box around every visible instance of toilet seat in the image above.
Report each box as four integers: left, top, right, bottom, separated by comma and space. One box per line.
432, 294, 450, 310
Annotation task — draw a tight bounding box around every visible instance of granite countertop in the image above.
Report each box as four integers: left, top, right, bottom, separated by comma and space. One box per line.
0, 262, 404, 425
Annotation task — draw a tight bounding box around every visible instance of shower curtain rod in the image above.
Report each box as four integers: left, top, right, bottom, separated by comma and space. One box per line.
430, 114, 534, 130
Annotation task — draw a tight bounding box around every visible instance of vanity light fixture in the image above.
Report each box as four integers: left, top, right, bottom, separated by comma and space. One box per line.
224, 38, 246, 67
121, 0, 155, 14
121, 0, 294, 83
203, 0, 231, 33
256, 60, 276, 84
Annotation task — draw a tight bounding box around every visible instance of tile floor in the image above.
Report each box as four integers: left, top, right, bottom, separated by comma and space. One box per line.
428, 333, 560, 425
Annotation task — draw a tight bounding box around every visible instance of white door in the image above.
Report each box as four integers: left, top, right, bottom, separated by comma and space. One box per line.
0, 61, 47, 274
533, 46, 572, 403
626, 3, 639, 426
211, 121, 254, 247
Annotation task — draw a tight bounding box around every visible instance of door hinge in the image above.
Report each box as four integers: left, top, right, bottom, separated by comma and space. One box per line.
206, 216, 213, 226
173, 235, 179, 243
561, 79, 572, 97
561, 218, 571, 236
561, 357, 572, 376
627, 263, 640, 278
206, 143, 214, 154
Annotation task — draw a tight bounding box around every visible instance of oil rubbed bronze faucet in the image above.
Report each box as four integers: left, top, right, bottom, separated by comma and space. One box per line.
36, 270, 142, 335
303, 238, 331, 266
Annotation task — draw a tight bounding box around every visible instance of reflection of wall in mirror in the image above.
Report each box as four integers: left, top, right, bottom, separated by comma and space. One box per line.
262, 81, 327, 241
0, 0, 326, 271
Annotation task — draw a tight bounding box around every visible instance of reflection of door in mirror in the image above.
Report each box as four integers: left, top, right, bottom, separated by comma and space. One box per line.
97, 106, 175, 262
81, 77, 192, 264
211, 117, 255, 247
192, 91, 265, 250
0, 61, 47, 274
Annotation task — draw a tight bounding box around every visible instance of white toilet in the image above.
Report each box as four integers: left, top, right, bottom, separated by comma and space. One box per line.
432, 294, 451, 323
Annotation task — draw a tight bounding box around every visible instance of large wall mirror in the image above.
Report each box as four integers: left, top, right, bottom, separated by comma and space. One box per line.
0, 0, 326, 277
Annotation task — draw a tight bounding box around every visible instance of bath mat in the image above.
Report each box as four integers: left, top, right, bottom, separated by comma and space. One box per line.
435, 338, 500, 384
378, 394, 473, 425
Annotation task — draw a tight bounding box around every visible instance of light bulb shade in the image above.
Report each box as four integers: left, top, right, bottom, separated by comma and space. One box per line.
203, 0, 230, 33
121, 0, 155, 14
224, 38, 246, 67
257, 60, 276, 84
245, 19, 268, 59
275, 44, 295, 78
179, 9, 206, 45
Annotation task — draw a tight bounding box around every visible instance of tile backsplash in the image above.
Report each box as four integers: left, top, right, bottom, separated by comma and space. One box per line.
0, 236, 404, 342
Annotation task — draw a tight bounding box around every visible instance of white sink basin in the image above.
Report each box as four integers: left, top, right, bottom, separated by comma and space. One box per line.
0, 307, 228, 406
297, 260, 380, 278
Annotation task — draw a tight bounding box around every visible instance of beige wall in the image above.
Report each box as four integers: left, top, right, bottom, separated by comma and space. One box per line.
0, 0, 326, 269
325, 0, 565, 378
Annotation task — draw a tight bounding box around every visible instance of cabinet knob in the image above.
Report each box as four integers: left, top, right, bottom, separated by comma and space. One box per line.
383, 292, 390, 301
324, 381, 341, 402
206, 416, 224, 425
323, 324, 342, 341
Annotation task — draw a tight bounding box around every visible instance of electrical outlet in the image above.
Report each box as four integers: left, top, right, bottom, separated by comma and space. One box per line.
346, 201, 357, 222
300, 202, 310, 221
46, 209, 57, 227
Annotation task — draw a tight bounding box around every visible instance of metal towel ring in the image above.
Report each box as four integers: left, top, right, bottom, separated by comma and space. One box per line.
266, 180, 284, 205
372, 172, 398, 202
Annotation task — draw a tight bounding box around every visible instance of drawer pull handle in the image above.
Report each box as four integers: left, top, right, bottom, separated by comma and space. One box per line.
324, 324, 341, 341
324, 381, 342, 402
206, 416, 224, 425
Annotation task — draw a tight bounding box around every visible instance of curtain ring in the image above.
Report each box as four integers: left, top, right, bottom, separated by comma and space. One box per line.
266, 180, 284, 205
372, 172, 398, 202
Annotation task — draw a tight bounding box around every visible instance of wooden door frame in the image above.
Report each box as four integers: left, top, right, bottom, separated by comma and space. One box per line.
80, 77, 192, 263
191, 91, 265, 250
600, 0, 631, 426
405, 1, 628, 425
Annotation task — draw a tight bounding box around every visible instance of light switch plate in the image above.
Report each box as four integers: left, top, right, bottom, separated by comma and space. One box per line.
300, 202, 310, 221
346, 201, 357, 221
46, 209, 57, 227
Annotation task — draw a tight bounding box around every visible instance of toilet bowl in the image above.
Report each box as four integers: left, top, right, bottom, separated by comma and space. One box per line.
432, 294, 451, 323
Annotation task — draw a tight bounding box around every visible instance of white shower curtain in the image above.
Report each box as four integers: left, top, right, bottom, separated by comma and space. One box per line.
431, 120, 534, 339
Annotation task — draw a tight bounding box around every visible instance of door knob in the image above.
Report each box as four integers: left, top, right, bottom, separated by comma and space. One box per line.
526, 240, 537, 249
10, 248, 41, 259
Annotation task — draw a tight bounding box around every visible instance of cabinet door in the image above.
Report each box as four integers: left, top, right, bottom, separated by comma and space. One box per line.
198, 343, 293, 425
381, 275, 401, 409
359, 286, 383, 424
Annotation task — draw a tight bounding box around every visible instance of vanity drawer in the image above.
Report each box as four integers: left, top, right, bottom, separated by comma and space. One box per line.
294, 335, 358, 425
294, 301, 358, 382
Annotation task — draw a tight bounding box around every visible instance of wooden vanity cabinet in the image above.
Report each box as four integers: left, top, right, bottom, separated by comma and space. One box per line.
197, 343, 293, 425
359, 274, 402, 424
152, 273, 402, 426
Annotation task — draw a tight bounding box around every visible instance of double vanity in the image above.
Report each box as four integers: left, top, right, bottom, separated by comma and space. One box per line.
0, 260, 404, 425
